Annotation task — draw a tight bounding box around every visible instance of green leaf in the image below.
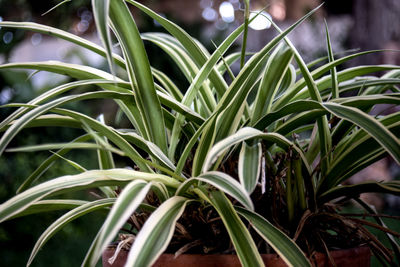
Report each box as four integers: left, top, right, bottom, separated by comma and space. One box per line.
319, 181, 400, 203
192, 115, 218, 176
168, 18, 248, 159
0, 113, 81, 131
324, 20, 339, 99
0, 21, 125, 67
27, 198, 115, 266
49, 151, 87, 172
0, 169, 180, 223
322, 115, 400, 189
236, 207, 311, 267
290, 65, 400, 104
0, 61, 119, 82
0, 91, 131, 156
198, 5, 321, 157
50, 108, 179, 177
0, 65, 143, 132
270, 14, 331, 176
1, 100, 181, 178
323, 102, 400, 164
9, 199, 88, 219
84, 180, 151, 266
251, 43, 293, 124
240, 0, 250, 69
117, 130, 176, 172
142, 33, 199, 82
175, 114, 214, 175
95, 115, 115, 170
152, 67, 183, 101
6, 142, 112, 153
216, 52, 241, 76
254, 99, 400, 175
338, 78, 400, 96
207, 191, 264, 267
125, 196, 190, 267
16, 134, 92, 193
126, 0, 228, 96
238, 142, 262, 194
176, 171, 253, 210
0, 79, 123, 131
254, 100, 322, 131
203, 127, 311, 175
92, 0, 114, 74
275, 56, 398, 108
41, 0, 71, 16
109, 0, 168, 154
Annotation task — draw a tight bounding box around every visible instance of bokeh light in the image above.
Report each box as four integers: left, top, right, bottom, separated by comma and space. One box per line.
202, 7, 218, 22
31, 33, 42, 46
249, 11, 272, 30
3, 32, 13, 44
219, 2, 235, 23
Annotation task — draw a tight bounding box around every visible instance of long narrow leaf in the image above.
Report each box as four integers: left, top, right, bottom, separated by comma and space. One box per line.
109, 0, 167, 154
238, 142, 262, 194
0, 169, 180, 223
126, 0, 228, 96
92, 0, 114, 73
125, 196, 190, 267
251, 43, 293, 124
319, 181, 400, 203
16, 134, 92, 193
236, 207, 311, 267
203, 127, 311, 175
9, 199, 88, 219
323, 102, 400, 164
27, 198, 115, 266
85, 180, 151, 266
0, 21, 125, 67
176, 171, 253, 210
206, 191, 264, 267
324, 20, 339, 99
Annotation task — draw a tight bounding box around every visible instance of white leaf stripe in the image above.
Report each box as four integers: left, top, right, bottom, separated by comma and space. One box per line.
0, 169, 180, 223
203, 127, 311, 175
175, 171, 253, 211
27, 198, 115, 266
239, 142, 262, 194
236, 207, 311, 267
86, 180, 151, 266
208, 191, 264, 267
125, 196, 190, 267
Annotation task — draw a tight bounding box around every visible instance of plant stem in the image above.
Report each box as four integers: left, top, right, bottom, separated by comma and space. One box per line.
240, 0, 250, 69
286, 159, 294, 222
294, 158, 307, 211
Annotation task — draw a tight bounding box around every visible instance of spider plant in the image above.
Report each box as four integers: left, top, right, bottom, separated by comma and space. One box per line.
1, 0, 400, 266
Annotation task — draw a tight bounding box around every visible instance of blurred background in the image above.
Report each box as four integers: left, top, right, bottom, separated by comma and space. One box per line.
0, 0, 399, 266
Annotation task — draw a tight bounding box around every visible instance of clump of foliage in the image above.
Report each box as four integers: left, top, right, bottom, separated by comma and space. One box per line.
0, 1, 400, 266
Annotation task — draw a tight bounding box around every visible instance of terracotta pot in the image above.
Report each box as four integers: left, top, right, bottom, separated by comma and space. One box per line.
102, 246, 370, 267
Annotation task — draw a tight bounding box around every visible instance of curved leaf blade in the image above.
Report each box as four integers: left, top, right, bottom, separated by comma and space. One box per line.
125, 196, 190, 267
203, 127, 310, 175
27, 198, 115, 266
207, 191, 264, 267
85, 180, 151, 266
92, 0, 114, 74
238, 142, 262, 194
323, 102, 400, 164
109, 0, 168, 154
176, 171, 253, 210
0, 169, 180, 223
236, 207, 311, 267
